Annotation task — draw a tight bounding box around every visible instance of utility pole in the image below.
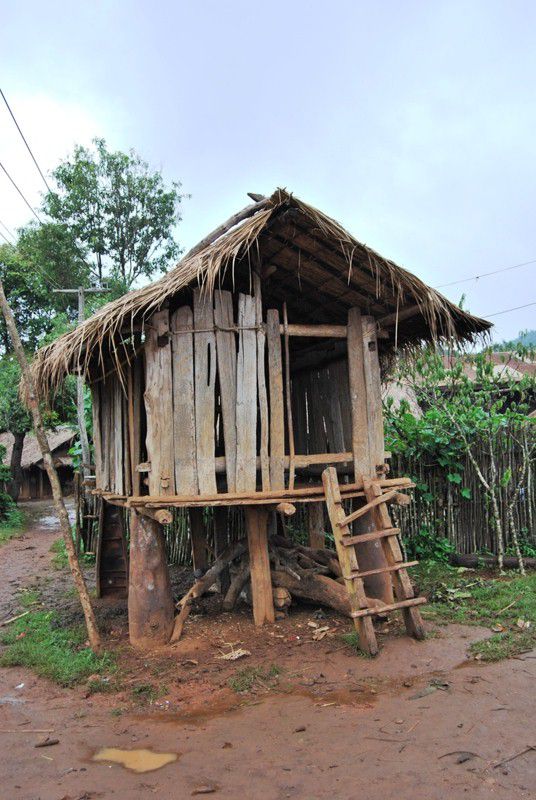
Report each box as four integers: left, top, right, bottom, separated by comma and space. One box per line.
53, 286, 107, 479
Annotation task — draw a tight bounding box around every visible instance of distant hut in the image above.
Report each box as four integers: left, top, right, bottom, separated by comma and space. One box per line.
0, 427, 75, 500
31, 190, 490, 653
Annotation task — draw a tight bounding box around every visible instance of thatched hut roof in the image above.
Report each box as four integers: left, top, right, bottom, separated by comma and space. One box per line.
31, 189, 490, 396
0, 427, 75, 469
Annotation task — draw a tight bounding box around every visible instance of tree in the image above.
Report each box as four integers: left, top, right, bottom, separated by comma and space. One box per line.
0, 225, 89, 353
44, 138, 185, 292
0, 357, 31, 499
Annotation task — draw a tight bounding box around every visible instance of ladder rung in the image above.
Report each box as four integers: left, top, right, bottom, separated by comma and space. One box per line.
351, 597, 426, 618
338, 490, 398, 527
341, 527, 400, 546
345, 560, 418, 580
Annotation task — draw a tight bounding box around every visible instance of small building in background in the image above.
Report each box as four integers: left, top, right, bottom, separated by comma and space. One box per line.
0, 428, 76, 500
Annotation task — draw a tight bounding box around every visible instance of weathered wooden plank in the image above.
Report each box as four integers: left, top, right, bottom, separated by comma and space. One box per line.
91, 383, 103, 489
283, 303, 295, 490
347, 307, 370, 478
144, 309, 175, 496
127, 357, 143, 497
346, 308, 391, 602
266, 309, 285, 489
113, 376, 124, 495
235, 294, 257, 492
214, 291, 237, 492
122, 388, 131, 497
189, 507, 207, 572
362, 316, 385, 472
245, 506, 275, 626
330, 359, 353, 451
193, 289, 217, 494
253, 272, 270, 491
290, 372, 308, 456
100, 378, 112, 491
325, 363, 346, 454
308, 502, 326, 549
171, 305, 198, 494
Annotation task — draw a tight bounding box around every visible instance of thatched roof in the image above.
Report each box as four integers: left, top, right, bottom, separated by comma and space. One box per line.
31, 189, 490, 396
0, 428, 75, 469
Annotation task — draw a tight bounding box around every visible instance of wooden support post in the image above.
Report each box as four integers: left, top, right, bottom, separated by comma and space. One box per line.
128, 509, 174, 649
308, 502, 326, 549
245, 506, 275, 626
347, 308, 393, 604
214, 506, 231, 595
189, 507, 207, 573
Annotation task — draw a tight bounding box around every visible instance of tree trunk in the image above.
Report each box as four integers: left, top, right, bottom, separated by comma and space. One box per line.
7, 430, 25, 501
128, 510, 175, 649
0, 280, 101, 652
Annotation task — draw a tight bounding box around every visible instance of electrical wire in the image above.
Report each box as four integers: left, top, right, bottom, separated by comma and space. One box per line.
0, 159, 42, 224
484, 301, 536, 318
435, 258, 536, 289
0, 218, 15, 243
0, 230, 12, 246
0, 88, 52, 193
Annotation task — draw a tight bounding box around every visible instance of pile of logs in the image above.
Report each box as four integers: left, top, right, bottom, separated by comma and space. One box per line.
171, 533, 385, 642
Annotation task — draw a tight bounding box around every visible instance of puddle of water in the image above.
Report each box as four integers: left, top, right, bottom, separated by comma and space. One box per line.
92, 747, 179, 773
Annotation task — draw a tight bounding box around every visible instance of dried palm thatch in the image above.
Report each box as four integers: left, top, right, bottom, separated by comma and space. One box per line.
30, 189, 490, 398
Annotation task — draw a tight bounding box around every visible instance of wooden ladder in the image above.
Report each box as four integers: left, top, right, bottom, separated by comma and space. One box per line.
322, 467, 426, 656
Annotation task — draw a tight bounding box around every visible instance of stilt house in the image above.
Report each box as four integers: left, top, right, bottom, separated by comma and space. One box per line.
0, 428, 75, 500
31, 190, 490, 653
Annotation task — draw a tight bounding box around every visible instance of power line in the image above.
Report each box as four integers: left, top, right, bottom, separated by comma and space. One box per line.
485, 301, 536, 318
435, 258, 536, 289
0, 88, 52, 193
0, 159, 42, 224
0, 218, 15, 243
0, 230, 12, 246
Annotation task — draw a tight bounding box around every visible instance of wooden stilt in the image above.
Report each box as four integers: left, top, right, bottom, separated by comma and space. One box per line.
128, 510, 174, 649
213, 506, 230, 595
189, 507, 207, 573
307, 502, 325, 549
245, 506, 275, 626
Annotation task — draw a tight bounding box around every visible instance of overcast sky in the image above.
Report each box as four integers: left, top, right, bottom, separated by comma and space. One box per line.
2, 1, 535, 342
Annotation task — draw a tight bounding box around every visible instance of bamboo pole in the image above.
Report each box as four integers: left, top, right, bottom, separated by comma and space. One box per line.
0, 279, 101, 653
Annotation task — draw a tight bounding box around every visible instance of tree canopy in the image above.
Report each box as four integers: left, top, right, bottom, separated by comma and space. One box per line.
44, 138, 186, 292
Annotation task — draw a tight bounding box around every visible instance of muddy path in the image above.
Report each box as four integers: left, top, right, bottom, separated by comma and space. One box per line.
1, 502, 535, 799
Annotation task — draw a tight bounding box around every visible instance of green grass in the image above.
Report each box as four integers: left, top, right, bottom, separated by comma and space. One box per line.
413, 560, 536, 661
0, 507, 25, 547
0, 611, 114, 686
50, 536, 95, 569
131, 682, 168, 703
18, 588, 41, 608
340, 631, 375, 657
228, 664, 281, 693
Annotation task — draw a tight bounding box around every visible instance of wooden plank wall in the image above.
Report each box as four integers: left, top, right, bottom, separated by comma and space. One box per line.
144, 309, 176, 496
136, 296, 358, 498
291, 361, 352, 458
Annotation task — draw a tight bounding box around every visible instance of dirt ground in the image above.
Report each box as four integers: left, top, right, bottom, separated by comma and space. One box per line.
1, 501, 535, 799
